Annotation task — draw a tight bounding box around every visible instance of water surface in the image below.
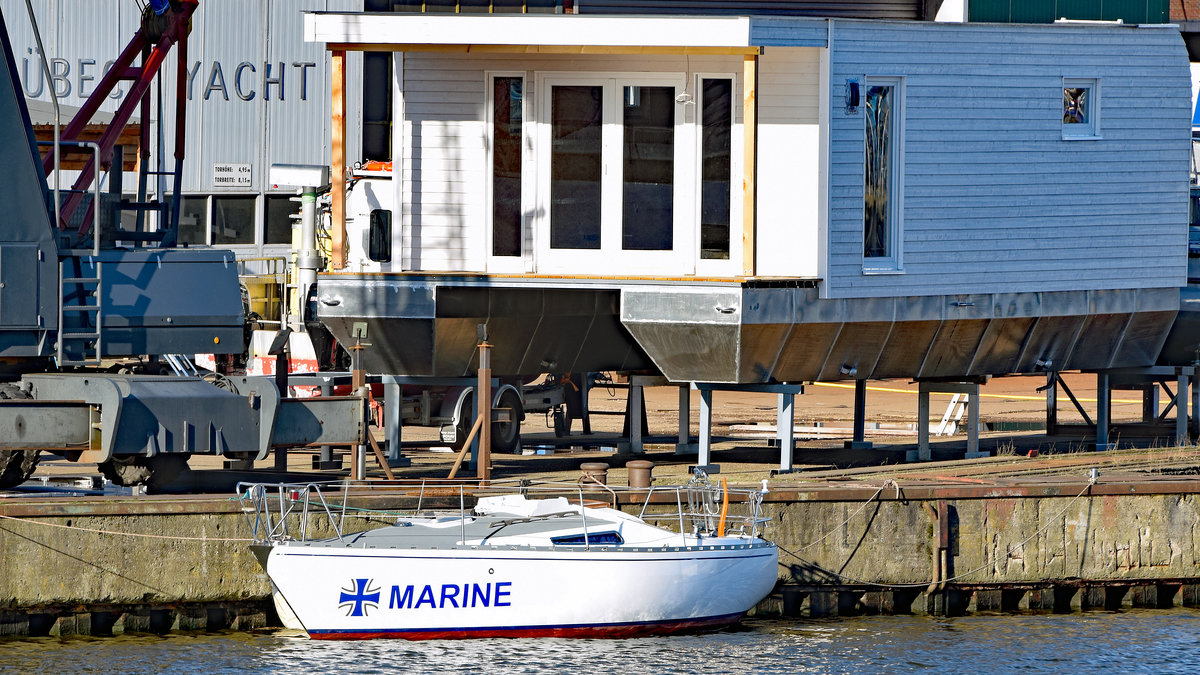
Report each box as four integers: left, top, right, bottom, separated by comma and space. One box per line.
3, 611, 1197, 674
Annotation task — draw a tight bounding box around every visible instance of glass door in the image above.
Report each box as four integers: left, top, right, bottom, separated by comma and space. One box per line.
536, 74, 691, 276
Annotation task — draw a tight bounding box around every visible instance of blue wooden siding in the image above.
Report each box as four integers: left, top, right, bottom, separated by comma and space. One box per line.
820, 20, 1190, 298
749, 17, 828, 46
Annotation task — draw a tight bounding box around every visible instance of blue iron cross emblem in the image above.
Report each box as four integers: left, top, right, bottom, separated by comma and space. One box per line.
339, 578, 381, 617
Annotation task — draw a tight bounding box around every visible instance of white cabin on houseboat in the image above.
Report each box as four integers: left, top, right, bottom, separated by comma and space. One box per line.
306, 13, 1191, 384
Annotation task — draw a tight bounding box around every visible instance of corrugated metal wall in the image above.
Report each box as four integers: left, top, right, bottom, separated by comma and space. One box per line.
2, 0, 362, 194
968, 0, 1171, 24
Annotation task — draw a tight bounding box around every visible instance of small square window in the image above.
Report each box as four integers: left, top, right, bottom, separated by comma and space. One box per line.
1063, 78, 1099, 139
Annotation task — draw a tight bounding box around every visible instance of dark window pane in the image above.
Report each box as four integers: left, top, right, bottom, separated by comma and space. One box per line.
700, 78, 731, 260
492, 77, 522, 257
1063, 87, 1088, 125
369, 209, 392, 262
864, 85, 893, 259
265, 195, 295, 245
550, 85, 602, 250
177, 196, 207, 245
622, 85, 674, 251
362, 51, 392, 161
212, 196, 256, 245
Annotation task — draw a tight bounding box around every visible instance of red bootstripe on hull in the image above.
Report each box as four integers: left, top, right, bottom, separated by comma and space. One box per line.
307, 613, 746, 641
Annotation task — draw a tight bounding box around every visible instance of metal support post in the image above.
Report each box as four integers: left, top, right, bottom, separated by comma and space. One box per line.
468, 391, 479, 473
294, 185, 320, 331
1095, 372, 1112, 451
675, 384, 697, 455
1193, 368, 1200, 441
629, 382, 644, 455
965, 390, 982, 458
845, 379, 873, 450
912, 385, 931, 462
698, 387, 713, 468
911, 381, 982, 461
353, 442, 366, 481
1045, 372, 1058, 436
384, 378, 410, 467
1142, 384, 1160, 423
477, 326, 492, 483
1176, 371, 1189, 447
351, 337, 367, 479
580, 372, 592, 435
776, 392, 795, 473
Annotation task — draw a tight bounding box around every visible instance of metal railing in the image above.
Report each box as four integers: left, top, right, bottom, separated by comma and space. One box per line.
236, 475, 770, 547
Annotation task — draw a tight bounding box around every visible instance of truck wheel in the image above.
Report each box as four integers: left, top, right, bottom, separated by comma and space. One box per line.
450, 393, 475, 452
99, 455, 190, 490
0, 450, 40, 490
492, 388, 523, 454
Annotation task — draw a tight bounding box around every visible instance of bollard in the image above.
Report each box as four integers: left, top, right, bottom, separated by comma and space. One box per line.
626, 459, 654, 489
579, 462, 609, 485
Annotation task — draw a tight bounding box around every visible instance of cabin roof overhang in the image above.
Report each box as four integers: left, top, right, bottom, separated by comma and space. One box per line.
303, 12, 810, 54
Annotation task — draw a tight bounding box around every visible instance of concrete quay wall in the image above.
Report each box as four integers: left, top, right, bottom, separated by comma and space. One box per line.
0, 495, 399, 636
3, 481, 1200, 635
763, 481, 1200, 587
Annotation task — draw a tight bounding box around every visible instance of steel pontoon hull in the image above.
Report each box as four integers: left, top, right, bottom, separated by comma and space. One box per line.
264, 542, 778, 640
317, 274, 1180, 384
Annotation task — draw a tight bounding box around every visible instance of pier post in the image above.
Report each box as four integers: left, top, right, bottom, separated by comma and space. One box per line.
845, 379, 873, 450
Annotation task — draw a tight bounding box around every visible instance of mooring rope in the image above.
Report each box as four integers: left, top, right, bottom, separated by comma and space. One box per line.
775, 479, 1095, 589
790, 483, 889, 554
0, 513, 253, 542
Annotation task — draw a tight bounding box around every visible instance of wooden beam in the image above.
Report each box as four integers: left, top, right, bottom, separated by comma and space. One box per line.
742, 53, 757, 278
331, 49, 347, 270
328, 42, 760, 56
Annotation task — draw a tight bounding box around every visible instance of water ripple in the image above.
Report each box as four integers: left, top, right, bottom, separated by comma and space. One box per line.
3, 610, 1200, 674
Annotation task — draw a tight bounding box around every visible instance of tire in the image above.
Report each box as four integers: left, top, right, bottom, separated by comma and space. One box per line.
492, 388, 524, 454
0, 384, 39, 489
0, 450, 39, 490
450, 393, 475, 452
99, 455, 190, 490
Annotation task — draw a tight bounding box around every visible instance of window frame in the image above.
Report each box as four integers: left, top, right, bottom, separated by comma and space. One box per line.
485, 71, 530, 274
692, 72, 742, 278
1062, 77, 1101, 140
533, 71, 693, 276
861, 76, 905, 274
